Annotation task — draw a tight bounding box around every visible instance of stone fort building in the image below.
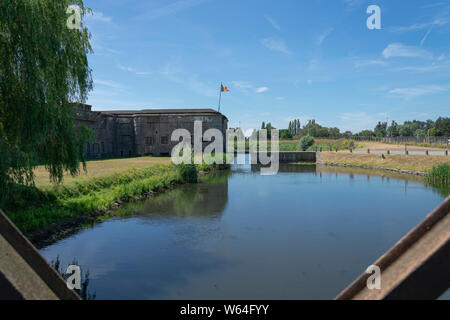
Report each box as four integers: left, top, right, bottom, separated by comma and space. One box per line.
74, 104, 228, 159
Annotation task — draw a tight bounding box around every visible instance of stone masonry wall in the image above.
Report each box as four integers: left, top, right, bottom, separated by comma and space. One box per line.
73, 105, 228, 159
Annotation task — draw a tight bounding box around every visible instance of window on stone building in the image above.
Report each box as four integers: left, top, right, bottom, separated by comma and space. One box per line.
145, 137, 153, 145
101, 142, 105, 153
161, 136, 168, 145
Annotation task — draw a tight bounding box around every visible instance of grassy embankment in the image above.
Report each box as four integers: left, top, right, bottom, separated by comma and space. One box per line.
321, 153, 449, 196
320, 153, 450, 174
33, 156, 172, 188
235, 138, 447, 152
233, 139, 363, 152
424, 163, 450, 185
5, 156, 224, 236
424, 163, 450, 196
235, 138, 448, 152
279, 139, 364, 151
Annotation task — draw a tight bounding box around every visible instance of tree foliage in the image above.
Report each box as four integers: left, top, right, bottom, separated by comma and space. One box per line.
288, 119, 301, 136
386, 118, 449, 138
279, 129, 293, 140
374, 122, 387, 138
283, 117, 449, 139
261, 121, 276, 139
293, 120, 341, 138
0, 0, 93, 205
299, 135, 315, 151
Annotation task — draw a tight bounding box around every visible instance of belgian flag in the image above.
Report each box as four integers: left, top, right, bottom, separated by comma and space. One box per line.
221, 84, 230, 92
218, 83, 229, 112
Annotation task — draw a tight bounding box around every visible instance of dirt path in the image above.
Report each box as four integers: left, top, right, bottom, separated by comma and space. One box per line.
357, 141, 447, 151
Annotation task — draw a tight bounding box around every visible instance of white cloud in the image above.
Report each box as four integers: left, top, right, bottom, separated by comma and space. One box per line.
119, 65, 152, 75
86, 11, 112, 23
264, 15, 280, 31
420, 25, 434, 46
391, 18, 450, 32
300, 76, 331, 86
317, 28, 333, 45
261, 37, 291, 54
354, 59, 388, 69
394, 63, 450, 73
389, 85, 448, 99
382, 43, 432, 59
95, 80, 126, 90
90, 38, 121, 56
158, 60, 216, 97
230, 81, 272, 95
135, 72, 152, 75
231, 81, 253, 90
338, 112, 386, 132
160, 60, 184, 83
187, 76, 217, 97
137, 0, 207, 21
391, 23, 432, 32
119, 65, 134, 72
256, 87, 269, 93
343, 0, 364, 10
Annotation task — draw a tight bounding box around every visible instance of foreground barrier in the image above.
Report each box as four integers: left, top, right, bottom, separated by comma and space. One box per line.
336, 196, 450, 300
0, 209, 80, 300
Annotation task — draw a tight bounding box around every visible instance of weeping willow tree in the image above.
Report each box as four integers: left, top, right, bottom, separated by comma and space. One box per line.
0, 0, 93, 206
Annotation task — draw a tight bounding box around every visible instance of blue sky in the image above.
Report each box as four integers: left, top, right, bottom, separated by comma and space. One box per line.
84, 0, 450, 134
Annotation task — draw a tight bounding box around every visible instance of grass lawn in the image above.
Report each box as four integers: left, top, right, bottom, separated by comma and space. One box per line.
34, 156, 172, 188
266, 138, 448, 152
321, 152, 450, 173
9, 156, 222, 236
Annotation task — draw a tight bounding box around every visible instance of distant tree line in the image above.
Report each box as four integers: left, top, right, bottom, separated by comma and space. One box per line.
372, 118, 450, 138
288, 119, 301, 136
265, 117, 450, 139
261, 119, 344, 139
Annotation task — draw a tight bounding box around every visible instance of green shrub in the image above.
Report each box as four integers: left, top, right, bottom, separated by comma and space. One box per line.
6, 166, 183, 233
4, 183, 47, 210
425, 163, 450, 185
5, 162, 230, 234
299, 136, 315, 151
176, 164, 198, 183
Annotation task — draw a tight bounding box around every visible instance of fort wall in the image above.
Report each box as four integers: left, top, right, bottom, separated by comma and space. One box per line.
73, 105, 228, 159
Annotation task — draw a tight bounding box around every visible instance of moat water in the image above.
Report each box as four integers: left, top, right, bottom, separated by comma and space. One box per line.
40, 156, 449, 299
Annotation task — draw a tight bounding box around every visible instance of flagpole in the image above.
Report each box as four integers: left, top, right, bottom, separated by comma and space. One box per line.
218, 82, 222, 113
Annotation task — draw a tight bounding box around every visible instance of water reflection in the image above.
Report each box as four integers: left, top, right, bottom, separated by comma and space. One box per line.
114, 171, 230, 220
40, 160, 448, 300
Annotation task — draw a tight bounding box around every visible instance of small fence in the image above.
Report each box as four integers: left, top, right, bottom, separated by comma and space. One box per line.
343, 136, 450, 146
307, 145, 449, 156
349, 149, 449, 156
382, 136, 449, 146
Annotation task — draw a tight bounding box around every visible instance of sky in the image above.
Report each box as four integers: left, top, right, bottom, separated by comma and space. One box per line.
83, 0, 450, 134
